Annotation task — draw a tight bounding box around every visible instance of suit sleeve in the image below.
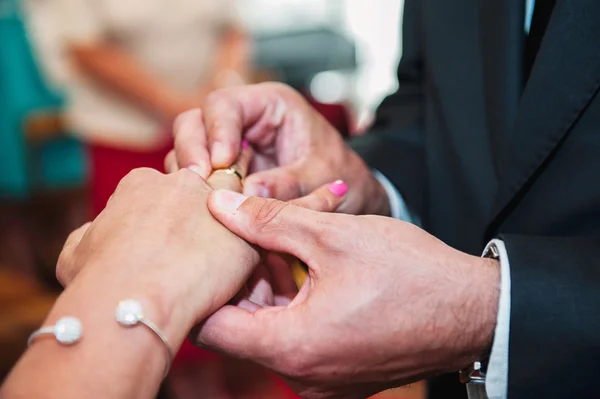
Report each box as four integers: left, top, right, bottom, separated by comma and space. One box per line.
350, 0, 426, 218
501, 235, 600, 398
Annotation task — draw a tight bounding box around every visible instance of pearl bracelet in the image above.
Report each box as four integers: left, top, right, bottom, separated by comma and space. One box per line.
115, 299, 174, 378
27, 316, 83, 347
27, 299, 174, 379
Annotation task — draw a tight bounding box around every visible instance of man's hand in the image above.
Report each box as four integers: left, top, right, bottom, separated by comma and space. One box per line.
194, 190, 500, 399
165, 83, 391, 216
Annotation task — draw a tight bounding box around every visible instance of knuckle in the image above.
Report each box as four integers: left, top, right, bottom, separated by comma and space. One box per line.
314, 193, 332, 212
173, 109, 203, 142
113, 168, 163, 201
205, 90, 227, 107
207, 118, 230, 138
174, 167, 203, 185
262, 81, 293, 94
172, 168, 211, 196
250, 200, 288, 233
120, 167, 158, 187
261, 82, 306, 106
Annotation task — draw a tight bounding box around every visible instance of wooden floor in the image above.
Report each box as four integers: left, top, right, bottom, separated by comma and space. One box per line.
0, 268, 57, 378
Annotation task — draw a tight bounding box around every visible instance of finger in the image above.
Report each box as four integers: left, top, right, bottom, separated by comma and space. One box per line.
263, 252, 298, 305
204, 91, 243, 168
229, 285, 263, 312
193, 305, 292, 365
290, 180, 348, 212
164, 150, 178, 174
243, 165, 304, 200
236, 299, 263, 312
243, 255, 298, 308
56, 222, 92, 286
233, 140, 253, 177
204, 83, 289, 168
206, 143, 253, 192
173, 108, 211, 179
246, 263, 275, 307
192, 306, 263, 356
208, 190, 332, 263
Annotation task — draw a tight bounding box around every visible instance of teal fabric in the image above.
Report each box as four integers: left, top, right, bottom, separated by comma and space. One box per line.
0, 0, 87, 198
31, 137, 88, 190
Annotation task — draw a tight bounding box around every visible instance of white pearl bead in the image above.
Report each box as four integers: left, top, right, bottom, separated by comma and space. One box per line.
53, 316, 82, 344
116, 299, 143, 326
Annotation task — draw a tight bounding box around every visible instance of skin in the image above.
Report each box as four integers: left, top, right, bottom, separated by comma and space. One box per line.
0, 144, 346, 399
0, 149, 255, 399
167, 83, 391, 216
198, 191, 500, 399
167, 83, 501, 398
0, 170, 254, 399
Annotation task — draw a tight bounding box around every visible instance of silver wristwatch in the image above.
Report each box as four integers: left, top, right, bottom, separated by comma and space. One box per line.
460, 360, 487, 384
459, 243, 500, 385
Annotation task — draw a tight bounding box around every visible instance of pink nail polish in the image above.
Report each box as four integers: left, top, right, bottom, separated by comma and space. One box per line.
241, 139, 250, 149
328, 180, 348, 197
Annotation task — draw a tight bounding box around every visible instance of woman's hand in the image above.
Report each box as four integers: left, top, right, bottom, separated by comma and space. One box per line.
2, 153, 264, 399
56, 148, 259, 339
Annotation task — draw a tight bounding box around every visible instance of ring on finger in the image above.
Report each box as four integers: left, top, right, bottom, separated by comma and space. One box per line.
213, 166, 244, 185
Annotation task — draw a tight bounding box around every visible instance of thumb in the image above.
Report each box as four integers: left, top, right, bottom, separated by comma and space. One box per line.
290, 180, 348, 212
192, 305, 278, 359
56, 222, 92, 286
192, 305, 304, 371
208, 190, 326, 262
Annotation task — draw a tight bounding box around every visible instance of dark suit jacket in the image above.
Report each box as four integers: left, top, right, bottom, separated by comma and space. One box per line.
351, 0, 600, 398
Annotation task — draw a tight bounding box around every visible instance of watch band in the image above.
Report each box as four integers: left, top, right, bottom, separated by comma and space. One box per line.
459, 243, 500, 387
466, 382, 489, 399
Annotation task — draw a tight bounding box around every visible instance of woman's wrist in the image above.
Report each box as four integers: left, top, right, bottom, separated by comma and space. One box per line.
5, 269, 188, 399
71, 263, 197, 348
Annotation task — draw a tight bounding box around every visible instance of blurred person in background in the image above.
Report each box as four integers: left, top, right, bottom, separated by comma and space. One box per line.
0, 0, 88, 285
12, 0, 248, 280
57, 0, 249, 150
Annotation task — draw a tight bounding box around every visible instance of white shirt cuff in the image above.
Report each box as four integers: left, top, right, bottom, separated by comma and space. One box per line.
481, 239, 511, 399
372, 170, 419, 224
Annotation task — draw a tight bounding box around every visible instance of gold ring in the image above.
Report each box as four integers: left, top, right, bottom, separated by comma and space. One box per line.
214, 167, 244, 184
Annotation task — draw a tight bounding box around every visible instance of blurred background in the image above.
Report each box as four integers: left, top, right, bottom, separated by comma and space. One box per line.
0, 0, 423, 397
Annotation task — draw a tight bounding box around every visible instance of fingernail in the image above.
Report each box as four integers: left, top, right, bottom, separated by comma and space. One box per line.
212, 190, 249, 213
245, 184, 270, 198
271, 99, 286, 126
241, 139, 250, 149
328, 180, 348, 197
211, 141, 229, 165
188, 163, 207, 177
